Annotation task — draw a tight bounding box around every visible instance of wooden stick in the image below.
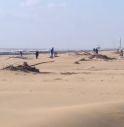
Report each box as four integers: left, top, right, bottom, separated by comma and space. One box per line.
30, 61, 54, 66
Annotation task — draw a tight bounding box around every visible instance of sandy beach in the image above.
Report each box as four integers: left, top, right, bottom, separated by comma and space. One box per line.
0, 51, 124, 127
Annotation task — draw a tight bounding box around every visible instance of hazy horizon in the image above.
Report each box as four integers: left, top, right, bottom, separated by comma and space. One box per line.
0, 0, 124, 49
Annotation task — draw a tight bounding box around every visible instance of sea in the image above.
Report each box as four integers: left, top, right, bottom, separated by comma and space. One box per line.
0, 48, 49, 55
0, 48, 117, 55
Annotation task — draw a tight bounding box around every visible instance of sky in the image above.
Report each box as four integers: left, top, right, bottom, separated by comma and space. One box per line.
0, 0, 124, 49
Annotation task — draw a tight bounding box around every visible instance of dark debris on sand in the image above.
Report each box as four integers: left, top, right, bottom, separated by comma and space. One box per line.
2, 62, 40, 73
89, 54, 116, 60
74, 54, 116, 64
74, 61, 80, 64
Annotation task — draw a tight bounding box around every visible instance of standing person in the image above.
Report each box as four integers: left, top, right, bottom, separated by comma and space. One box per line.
120, 50, 123, 56
93, 48, 96, 53
95, 48, 99, 54
50, 48, 54, 58
20, 51, 23, 57
35, 51, 39, 59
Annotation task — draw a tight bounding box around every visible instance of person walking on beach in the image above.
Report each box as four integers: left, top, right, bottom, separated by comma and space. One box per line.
20, 51, 23, 57
35, 51, 39, 59
93, 48, 96, 53
50, 48, 54, 58
95, 48, 99, 54
120, 50, 123, 56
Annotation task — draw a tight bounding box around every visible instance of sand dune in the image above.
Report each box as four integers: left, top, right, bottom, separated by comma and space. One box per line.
1, 102, 124, 127
34, 102, 124, 127
1, 51, 124, 127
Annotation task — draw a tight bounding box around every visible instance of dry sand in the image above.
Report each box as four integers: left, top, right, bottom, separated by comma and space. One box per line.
0, 51, 124, 127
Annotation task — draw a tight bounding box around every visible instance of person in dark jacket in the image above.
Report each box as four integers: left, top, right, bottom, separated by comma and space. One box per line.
50, 48, 54, 58
35, 51, 39, 59
95, 48, 99, 54
20, 51, 23, 57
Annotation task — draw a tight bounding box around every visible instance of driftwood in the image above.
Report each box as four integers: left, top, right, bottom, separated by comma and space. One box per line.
2, 62, 40, 73
75, 54, 116, 65
30, 61, 54, 66
2, 61, 54, 73
74, 61, 80, 64
89, 54, 116, 60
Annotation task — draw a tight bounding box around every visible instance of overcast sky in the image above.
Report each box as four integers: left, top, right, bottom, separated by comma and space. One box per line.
0, 0, 124, 49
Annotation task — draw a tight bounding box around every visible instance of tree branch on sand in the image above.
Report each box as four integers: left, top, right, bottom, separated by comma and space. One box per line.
30, 61, 54, 66
1, 61, 54, 73
2, 62, 40, 73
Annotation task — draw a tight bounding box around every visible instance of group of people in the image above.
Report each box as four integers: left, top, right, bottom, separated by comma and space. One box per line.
93, 48, 124, 56
93, 48, 99, 54
19, 48, 55, 59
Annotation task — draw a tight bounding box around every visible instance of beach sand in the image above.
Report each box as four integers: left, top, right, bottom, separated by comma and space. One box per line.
0, 51, 124, 127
